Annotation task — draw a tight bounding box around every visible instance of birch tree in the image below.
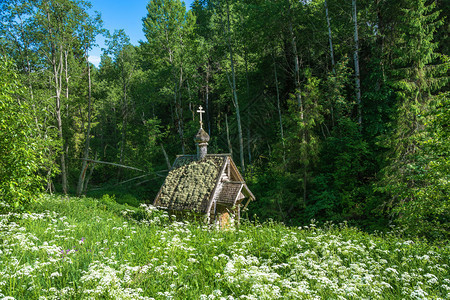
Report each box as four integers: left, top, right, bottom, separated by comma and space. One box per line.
224, 0, 245, 175
34, 0, 90, 193
76, 14, 102, 196
324, 0, 335, 71
352, 0, 362, 126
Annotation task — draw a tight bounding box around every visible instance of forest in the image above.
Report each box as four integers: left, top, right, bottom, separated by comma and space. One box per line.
1, 0, 449, 240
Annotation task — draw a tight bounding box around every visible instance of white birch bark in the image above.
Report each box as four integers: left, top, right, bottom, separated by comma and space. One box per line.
76, 49, 93, 196
226, 1, 245, 175
324, 0, 335, 71
353, 0, 362, 126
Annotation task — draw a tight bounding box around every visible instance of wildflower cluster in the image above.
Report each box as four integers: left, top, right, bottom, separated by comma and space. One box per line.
0, 195, 448, 299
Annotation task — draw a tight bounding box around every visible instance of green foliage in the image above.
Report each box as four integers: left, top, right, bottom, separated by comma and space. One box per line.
389, 93, 450, 240
247, 167, 302, 224
100, 193, 116, 204
86, 183, 156, 208
310, 117, 384, 229
140, 0, 200, 156
0, 57, 51, 210
1, 0, 449, 241
323, 56, 353, 121
377, 0, 449, 240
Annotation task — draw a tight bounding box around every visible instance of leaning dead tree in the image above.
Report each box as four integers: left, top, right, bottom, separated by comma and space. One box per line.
77, 158, 168, 193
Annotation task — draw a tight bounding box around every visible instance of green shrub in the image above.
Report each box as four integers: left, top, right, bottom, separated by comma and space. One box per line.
0, 57, 52, 210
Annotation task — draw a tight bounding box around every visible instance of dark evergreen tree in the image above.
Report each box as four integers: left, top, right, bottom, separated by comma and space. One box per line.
378, 0, 448, 238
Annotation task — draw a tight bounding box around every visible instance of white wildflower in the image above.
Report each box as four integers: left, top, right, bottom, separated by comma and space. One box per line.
50, 272, 62, 278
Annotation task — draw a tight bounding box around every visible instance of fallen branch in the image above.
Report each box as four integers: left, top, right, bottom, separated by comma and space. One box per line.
118, 174, 150, 185
79, 158, 145, 172
77, 158, 168, 191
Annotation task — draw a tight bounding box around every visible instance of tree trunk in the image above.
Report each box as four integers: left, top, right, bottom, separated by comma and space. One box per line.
118, 81, 127, 179
172, 62, 185, 154
244, 49, 252, 169
46, 148, 55, 194
83, 159, 96, 193
353, 0, 362, 127
226, 1, 245, 176
178, 64, 185, 153
290, 23, 304, 117
225, 113, 233, 156
324, 0, 336, 126
324, 0, 335, 72
56, 80, 68, 194
46, 8, 68, 194
53, 49, 68, 194
289, 4, 306, 207
205, 64, 211, 135
247, 113, 251, 166
76, 50, 93, 196
272, 53, 286, 163
161, 144, 171, 169
64, 50, 70, 101
64, 49, 70, 119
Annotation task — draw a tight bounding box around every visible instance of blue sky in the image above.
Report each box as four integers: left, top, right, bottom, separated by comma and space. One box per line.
88, 0, 194, 66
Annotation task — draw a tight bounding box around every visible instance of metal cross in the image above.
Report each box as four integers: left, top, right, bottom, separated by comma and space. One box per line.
197, 106, 205, 128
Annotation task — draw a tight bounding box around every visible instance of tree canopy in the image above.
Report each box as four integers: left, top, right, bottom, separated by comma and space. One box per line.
1, 0, 448, 240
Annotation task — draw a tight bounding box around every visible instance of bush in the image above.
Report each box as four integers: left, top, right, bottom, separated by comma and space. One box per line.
0, 57, 49, 210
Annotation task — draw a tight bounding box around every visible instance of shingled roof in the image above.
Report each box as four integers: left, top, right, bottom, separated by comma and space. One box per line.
217, 181, 243, 206
154, 155, 226, 213
153, 152, 255, 215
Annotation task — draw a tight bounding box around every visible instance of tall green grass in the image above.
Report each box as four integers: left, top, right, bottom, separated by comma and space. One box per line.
0, 195, 448, 299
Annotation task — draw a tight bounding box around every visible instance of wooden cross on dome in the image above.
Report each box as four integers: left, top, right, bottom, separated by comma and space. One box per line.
197, 106, 205, 129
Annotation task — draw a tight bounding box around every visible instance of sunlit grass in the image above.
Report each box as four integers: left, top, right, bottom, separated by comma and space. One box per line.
0, 195, 449, 299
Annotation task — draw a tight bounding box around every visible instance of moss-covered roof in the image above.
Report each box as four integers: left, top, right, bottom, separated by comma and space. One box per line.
155, 156, 226, 213
171, 155, 196, 169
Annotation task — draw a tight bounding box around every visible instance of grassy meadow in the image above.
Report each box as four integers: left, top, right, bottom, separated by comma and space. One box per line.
0, 195, 449, 299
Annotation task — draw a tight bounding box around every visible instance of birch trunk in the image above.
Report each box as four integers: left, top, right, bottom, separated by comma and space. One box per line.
118, 78, 127, 179
76, 50, 93, 196
226, 1, 245, 176
325, 0, 336, 126
247, 114, 251, 166
55, 67, 68, 194
47, 9, 68, 194
290, 23, 304, 117
83, 153, 98, 193
240, 16, 252, 168
324, 0, 335, 71
64, 50, 70, 102
225, 114, 233, 156
169, 48, 185, 154
205, 64, 211, 135
244, 50, 252, 168
178, 64, 185, 154
272, 53, 285, 162
161, 144, 171, 169
288, 2, 306, 207
353, 0, 362, 126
